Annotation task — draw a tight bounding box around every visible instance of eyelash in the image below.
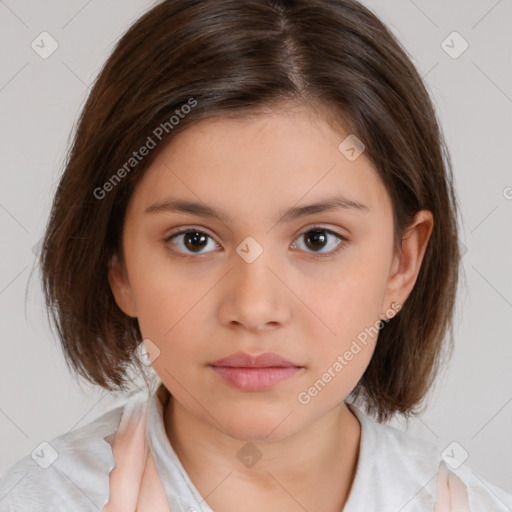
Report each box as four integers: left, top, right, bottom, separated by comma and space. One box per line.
163, 225, 348, 259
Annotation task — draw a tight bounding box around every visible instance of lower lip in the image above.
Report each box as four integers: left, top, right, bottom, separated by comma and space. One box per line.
210, 366, 302, 391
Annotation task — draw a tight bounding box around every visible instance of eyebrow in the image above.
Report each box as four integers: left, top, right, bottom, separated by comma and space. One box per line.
144, 194, 369, 224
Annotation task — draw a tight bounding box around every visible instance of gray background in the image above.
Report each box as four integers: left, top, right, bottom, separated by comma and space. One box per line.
0, 0, 511, 496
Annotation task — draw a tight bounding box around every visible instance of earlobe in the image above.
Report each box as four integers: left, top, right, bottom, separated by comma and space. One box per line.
383, 210, 434, 309
108, 253, 138, 318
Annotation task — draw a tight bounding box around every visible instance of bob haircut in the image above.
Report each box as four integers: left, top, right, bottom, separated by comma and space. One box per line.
38, 0, 460, 422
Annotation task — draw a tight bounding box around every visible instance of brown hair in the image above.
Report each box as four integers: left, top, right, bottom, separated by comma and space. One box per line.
36, 0, 460, 422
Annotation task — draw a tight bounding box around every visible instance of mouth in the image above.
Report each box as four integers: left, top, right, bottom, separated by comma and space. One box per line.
208, 352, 304, 392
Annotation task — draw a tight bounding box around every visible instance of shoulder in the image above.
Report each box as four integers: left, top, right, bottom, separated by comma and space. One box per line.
0, 394, 145, 512
347, 404, 512, 511
436, 459, 512, 511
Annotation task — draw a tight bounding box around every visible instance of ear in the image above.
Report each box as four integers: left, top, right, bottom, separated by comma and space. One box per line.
108, 253, 138, 318
382, 210, 433, 315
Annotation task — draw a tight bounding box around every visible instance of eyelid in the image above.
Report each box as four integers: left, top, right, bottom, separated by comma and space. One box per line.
290, 223, 349, 242
166, 224, 218, 239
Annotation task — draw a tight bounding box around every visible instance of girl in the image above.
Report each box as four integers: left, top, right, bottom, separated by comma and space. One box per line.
0, 0, 510, 510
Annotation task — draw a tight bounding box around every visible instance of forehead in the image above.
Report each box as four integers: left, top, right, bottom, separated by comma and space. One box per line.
127, 108, 392, 223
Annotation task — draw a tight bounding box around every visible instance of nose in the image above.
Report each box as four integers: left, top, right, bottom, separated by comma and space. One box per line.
217, 247, 291, 332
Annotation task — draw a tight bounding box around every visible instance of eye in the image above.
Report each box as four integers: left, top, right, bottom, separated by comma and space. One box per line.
164, 225, 347, 258
164, 228, 219, 256
290, 226, 346, 257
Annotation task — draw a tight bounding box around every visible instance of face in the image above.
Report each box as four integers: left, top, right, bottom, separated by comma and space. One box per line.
109, 105, 430, 441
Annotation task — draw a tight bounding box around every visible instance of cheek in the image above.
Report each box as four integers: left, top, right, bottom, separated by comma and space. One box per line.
300, 246, 391, 338
128, 251, 213, 371
296, 238, 392, 383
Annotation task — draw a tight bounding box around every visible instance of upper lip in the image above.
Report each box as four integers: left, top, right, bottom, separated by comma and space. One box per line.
209, 351, 302, 368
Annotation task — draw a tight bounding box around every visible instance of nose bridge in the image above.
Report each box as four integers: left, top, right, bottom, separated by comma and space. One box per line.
219, 234, 290, 329
234, 234, 278, 297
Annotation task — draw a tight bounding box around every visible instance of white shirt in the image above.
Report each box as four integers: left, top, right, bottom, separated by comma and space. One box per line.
0, 384, 511, 511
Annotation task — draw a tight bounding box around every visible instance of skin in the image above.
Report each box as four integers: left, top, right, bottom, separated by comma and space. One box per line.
109, 104, 433, 511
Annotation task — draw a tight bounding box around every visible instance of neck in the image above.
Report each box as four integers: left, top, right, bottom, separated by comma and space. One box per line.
162, 391, 361, 512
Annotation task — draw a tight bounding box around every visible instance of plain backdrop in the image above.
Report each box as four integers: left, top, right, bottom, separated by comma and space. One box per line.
0, 0, 511, 495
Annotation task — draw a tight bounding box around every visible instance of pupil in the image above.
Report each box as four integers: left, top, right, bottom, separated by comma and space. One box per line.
185, 232, 207, 252
306, 229, 326, 251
